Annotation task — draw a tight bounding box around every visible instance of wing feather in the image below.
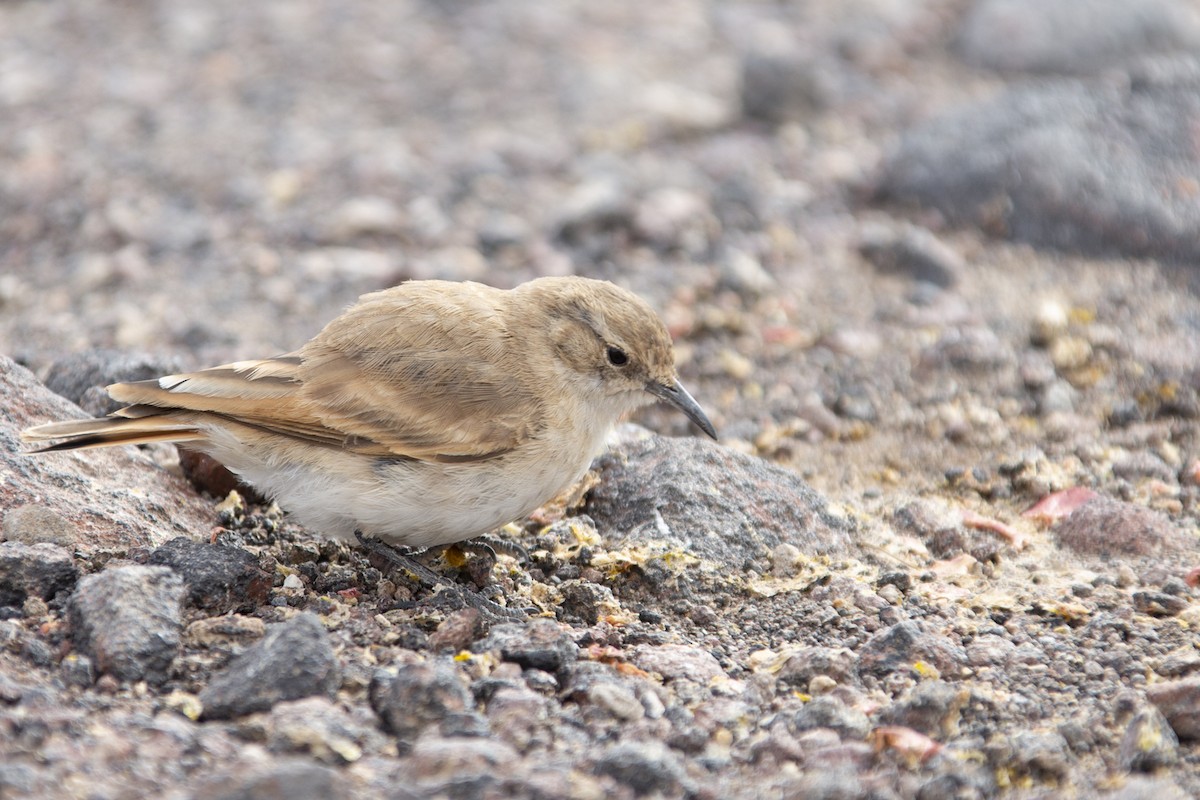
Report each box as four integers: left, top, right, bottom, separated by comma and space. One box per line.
86, 282, 546, 461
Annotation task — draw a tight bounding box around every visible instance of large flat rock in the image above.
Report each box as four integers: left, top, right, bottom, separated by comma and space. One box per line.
1, 355, 214, 556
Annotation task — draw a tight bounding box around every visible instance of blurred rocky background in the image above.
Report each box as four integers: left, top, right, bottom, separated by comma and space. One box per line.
3, 1, 1200, 797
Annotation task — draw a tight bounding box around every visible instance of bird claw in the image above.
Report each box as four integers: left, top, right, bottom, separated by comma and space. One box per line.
353, 531, 525, 622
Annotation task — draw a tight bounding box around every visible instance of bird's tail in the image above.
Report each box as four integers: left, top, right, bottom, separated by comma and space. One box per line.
20, 408, 204, 452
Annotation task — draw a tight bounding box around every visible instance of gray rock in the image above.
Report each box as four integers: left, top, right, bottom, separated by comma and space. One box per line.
916, 767, 997, 800
557, 580, 616, 626
585, 434, 852, 570
559, 660, 629, 703
632, 188, 716, 254
857, 621, 968, 680
0, 673, 30, 704
2, 505, 76, 547
919, 326, 1013, 374
876, 74, 1200, 261
739, 46, 874, 126
69, 565, 186, 684
0, 541, 77, 606
60, 653, 95, 688
1119, 707, 1179, 771
191, 761, 345, 800
587, 680, 645, 722
878, 681, 970, 736
266, 697, 376, 766
1, 355, 215, 556
1038, 379, 1078, 415
200, 613, 340, 720
958, 0, 1200, 75
988, 731, 1073, 783
553, 179, 632, 243
665, 705, 709, 754
147, 537, 272, 613
405, 736, 521, 796
796, 741, 880, 777
593, 739, 689, 797
369, 659, 472, 743
0, 764, 37, 798
858, 222, 964, 287
1112, 451, 1176, 483
1132, 590, 1188, 617
1147, 676, 1200, 739
1102, 777, 1191, 800
779, 769, 870, 800
40, 349, 185, 416
1155, 647, 1200, 678
472, 618, 578, 672
484, 686, 551, 751
426, 608, 484, 654
786, 696, 871, 740
776, 647, 857, 689
632, 644, 724, 684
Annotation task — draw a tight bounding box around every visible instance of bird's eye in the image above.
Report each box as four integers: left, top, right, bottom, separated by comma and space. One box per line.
606, 346, 629, 367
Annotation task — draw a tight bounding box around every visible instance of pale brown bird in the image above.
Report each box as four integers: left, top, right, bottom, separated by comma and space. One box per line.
22, 276, 716, 550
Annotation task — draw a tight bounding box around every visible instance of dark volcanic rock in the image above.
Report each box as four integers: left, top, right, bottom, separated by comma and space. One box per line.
176, 447, 264, 502
0, 541, 77, 607
472, 618, 578, 672
958, 0, 1200, 75
776, 647, 857, 689
69, 565, 186, 684
369, 659, 473, 744
877, 69, 1200, 261
786, 696, 871, 740
585, 433, 853, 567
858, 222, 963, 288
878, 681, 970, 736
200, 613, 340, 720
147, 537, 272, 613
40, 349, 184, 416
741, 51, 835, 123
593, 739, 690, 797
857, 621, 968, 680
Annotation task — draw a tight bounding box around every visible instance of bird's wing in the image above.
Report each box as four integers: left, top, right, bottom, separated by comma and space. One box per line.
106, 285, 545, 462
296, 284, 545, 461
104, 355, 349, 446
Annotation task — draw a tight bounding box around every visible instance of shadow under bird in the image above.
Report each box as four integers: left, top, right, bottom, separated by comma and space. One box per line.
22, 276, 716, 550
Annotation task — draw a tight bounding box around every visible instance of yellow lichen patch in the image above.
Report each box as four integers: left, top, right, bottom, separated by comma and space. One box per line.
913, 661, 941, 680
163, 690, 203, 721
215, 489, 244, 517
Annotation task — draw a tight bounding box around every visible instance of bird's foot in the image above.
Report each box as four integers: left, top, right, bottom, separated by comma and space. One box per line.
469, 533, 529, 564
354, 531, 525, 622
419, 534, 527, 587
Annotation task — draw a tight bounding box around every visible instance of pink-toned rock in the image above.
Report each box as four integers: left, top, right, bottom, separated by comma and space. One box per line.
1053, 495, 1188, 558
1, 355, 214, 556
1147, 677, 1200, 740
632, 644, 725, 684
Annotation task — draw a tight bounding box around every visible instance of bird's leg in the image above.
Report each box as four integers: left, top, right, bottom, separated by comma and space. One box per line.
469, 534, 529, 564
418, 535, 527, 588
353, 531, 524, 622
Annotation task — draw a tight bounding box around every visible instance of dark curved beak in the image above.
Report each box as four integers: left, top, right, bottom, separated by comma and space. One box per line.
647, 379, 717, 439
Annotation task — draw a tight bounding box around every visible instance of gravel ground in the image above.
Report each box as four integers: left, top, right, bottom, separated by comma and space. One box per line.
3, 1, 1200, 798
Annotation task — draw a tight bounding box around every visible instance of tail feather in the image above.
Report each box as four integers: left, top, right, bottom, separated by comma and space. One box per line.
20, 415, 205, 452
22, 354, 306, 454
